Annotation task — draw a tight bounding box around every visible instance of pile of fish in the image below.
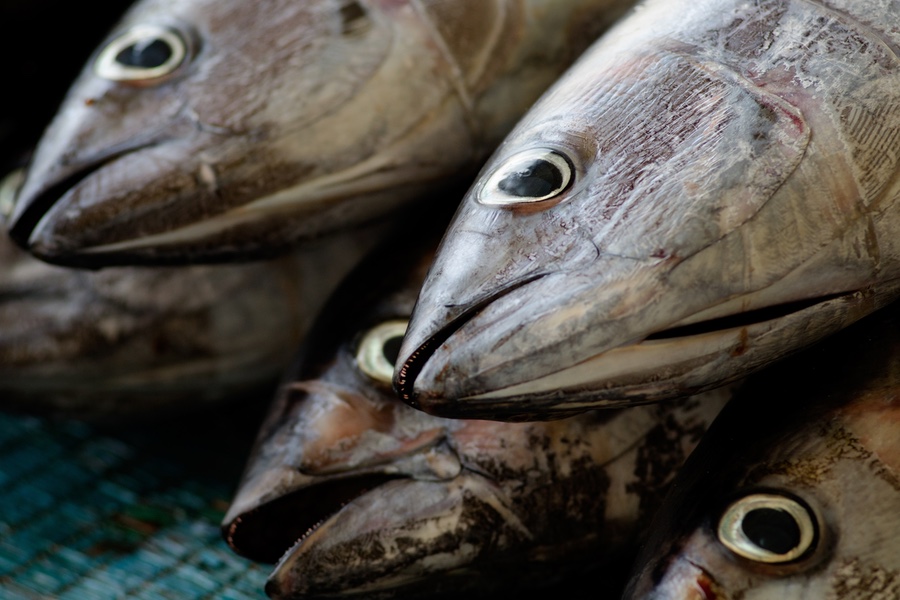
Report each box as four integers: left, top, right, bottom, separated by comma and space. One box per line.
5, 0, 900, 598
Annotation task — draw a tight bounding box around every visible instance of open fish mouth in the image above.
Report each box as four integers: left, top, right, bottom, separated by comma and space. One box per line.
223, 473, 402, 565
398, 287, 873, 419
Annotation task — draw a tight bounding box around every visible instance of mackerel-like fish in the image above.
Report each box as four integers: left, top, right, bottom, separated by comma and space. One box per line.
8, 0, 632, 266
222, 233, 728, 598
624, 306, 900, 599
396, 0, 900, 419
0, 169, 383, 419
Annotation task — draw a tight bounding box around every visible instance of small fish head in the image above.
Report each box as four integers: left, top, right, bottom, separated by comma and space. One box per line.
625, 314, 900, 599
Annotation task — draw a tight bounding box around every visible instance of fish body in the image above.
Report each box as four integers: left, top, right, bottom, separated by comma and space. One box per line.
624, 306, 900, 599
0, 170, 385, 418
396, 0, 900, 419
222, 229, 728, 599
8, 0, 632, 266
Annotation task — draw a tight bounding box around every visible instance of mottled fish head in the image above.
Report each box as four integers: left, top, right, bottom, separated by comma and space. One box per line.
223, 229, 719, 598
395, 2, 900, 418
8, 0, 485, 265
624, 308, 900, 599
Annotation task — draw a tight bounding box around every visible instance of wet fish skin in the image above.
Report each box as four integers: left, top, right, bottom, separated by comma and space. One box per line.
8, 0, 633, 266
0, 185, 385, 419
623, 306, 900, 600
222, 230, 729, 599
395, 0, 900, 418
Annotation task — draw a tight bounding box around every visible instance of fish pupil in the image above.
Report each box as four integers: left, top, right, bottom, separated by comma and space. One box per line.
115, 38, 173, 68
741, 507, 801, 555
382, 336, 403, 367
498, 159, 563, 198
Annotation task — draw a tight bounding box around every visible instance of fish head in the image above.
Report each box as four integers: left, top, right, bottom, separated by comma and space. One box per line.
624, 310, 900, 599
396, 14, 900, 418
223, 225, 723, 597
8, 0, 482, 265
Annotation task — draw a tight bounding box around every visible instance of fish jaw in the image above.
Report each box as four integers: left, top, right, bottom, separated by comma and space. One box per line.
396, 0, 900, 417
265, 475, 528, 599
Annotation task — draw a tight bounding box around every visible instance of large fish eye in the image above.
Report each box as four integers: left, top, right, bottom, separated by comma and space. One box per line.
94, 24, 190, 83
717, 492, 818, 564
355, 319, 408, 384
479, 148, 575, 208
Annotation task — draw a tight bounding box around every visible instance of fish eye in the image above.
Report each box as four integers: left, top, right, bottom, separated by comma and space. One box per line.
94, 24, 191, 83
479, 148, 575, 208
717, 492, 818, 564
355, 319, 408, 384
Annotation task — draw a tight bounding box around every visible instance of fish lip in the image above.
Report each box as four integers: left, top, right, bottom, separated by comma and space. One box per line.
8, 143, 156, 253
393, 272, 548, 407
410, 288, 869, 418
223, 472, 404, 565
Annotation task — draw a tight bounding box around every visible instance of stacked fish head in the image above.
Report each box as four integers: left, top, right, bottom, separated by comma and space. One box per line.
623, 306, 900, 599
7, 0, 634, 266
396, 0, 900, 419
222, 235, 729, 598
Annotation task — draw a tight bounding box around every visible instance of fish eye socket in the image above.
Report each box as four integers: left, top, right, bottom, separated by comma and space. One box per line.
479, 148, 575, 208
94, 24, 190, 83
717, 492, 818, 564
355, 319, 408, 384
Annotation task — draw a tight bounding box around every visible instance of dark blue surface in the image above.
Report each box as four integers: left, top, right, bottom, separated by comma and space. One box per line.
0, 401, 272, 599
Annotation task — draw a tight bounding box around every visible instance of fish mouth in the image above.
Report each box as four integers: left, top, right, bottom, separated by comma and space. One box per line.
395, 273, 547, 407
223, 473, 403, 565
8, 153, 127, 254
400, 286, 872, 419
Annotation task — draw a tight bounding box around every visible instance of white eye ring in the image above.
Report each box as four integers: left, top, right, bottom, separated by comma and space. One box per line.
355, 319, 408, 384
717, 492, 817, 564
478, 148, 575, 208
94, 24, 189, 82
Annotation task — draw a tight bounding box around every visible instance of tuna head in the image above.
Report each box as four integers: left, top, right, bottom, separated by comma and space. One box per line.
395, 0, 900, 419
624, 306, 900, 600
7, 0, 633, 266
222, 228, 729, 598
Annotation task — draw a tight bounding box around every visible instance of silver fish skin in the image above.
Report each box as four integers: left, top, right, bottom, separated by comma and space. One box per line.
221, 232, 729, 599
0, 171, 384, 418
623, 306, 900, 600
395, 0, 900, 419
7, 0, 632, 266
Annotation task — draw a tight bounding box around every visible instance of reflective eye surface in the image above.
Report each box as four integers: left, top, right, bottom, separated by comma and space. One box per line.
356, 320, 408, 384
718, 492, 817, 563
95, 24, 189, 82
479, 148, 574, 207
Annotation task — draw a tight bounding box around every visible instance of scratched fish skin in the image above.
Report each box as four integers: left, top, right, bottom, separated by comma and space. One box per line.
0, 172, 384, 418
623, 306, 900, 600
395, 0, 900, 419
7, 0, 632, 266
221, 230, 728, 599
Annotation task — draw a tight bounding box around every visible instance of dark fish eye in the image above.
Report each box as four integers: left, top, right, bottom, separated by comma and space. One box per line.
717, 492, 817, 563
479, 148, 575, 207
355, 319, 409, 384
94, 24, 190, 83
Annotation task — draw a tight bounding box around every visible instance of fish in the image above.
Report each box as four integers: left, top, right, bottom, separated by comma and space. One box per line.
394, 0, 900, 419
0, 168, 385, 419
7, 0, 633, 266
623, 304, 900, 600
221, 228, 729, 599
